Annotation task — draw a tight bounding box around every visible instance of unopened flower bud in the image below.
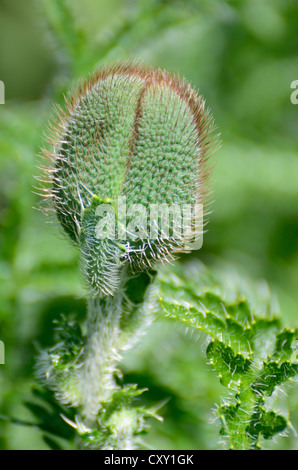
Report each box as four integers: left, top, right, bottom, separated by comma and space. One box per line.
41, 63, 218, 296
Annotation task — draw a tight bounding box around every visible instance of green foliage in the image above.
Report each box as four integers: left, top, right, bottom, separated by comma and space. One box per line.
48, 316, 84, 370
21, 260, 298, 450
158, 262, 298, 449
1, 0, 298, 451
78, 386, 157, 450
17, 383, 158, 450
206, 340, 251, 387
246, 409, 287, 442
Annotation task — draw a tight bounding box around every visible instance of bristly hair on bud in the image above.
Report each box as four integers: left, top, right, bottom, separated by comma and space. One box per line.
38, 61, 219, 297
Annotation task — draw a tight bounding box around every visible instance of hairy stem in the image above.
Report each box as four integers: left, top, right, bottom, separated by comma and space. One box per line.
77, 269, 157, 421
78, 295, 123, 420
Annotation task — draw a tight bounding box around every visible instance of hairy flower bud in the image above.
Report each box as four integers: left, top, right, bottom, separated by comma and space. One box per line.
40, 62, 217, 296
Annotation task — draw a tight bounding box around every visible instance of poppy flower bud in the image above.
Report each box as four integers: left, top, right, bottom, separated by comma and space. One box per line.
41, 63, 217, 296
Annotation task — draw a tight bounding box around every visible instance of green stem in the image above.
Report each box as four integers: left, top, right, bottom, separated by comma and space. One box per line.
77, 269, 157, 421
78, 294, 123, 420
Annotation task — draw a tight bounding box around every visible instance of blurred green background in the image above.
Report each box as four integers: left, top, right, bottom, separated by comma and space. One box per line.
0, 0, 297, 450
